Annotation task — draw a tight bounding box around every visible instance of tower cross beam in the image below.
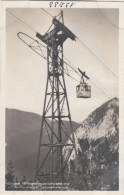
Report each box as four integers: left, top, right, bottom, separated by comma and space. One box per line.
36, 11, 77, 183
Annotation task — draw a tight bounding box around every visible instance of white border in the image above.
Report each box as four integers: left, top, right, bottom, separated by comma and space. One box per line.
0, 1, 124, 194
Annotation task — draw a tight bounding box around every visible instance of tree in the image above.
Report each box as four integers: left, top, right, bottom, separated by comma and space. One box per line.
5, 160, 15, 183
20, 176, 26, 184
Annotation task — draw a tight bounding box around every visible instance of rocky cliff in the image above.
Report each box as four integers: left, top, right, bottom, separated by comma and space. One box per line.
64, 97, 119, 190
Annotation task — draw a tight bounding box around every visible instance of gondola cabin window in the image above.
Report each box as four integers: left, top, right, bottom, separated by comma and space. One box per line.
76, 83, 91, 98
76, 68, 91, 98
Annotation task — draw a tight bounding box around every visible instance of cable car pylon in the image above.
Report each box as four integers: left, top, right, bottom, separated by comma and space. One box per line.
34, 11, 78, 184
18, 11, 78, 184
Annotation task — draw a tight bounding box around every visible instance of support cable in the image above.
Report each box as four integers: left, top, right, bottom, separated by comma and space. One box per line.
7, 10, 36, 33
40, 8, 118, 80
63, 57, 111, 99
41, 8, 54, 18
13, 7, 112, 99
77, 37, 118, 79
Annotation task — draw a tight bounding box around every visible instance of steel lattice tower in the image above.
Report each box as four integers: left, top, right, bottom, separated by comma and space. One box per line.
35, 11, 77, 183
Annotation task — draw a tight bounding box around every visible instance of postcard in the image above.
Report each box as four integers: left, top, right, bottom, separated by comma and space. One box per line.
0, 1, 124, 194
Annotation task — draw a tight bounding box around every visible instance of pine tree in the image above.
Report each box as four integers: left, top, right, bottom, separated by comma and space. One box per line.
5, 160, 15, 183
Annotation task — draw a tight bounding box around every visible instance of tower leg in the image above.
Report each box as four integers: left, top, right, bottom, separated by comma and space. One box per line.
35, 12, 78, 184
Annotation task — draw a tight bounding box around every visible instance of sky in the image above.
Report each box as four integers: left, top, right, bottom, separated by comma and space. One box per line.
6, 8, 119, 122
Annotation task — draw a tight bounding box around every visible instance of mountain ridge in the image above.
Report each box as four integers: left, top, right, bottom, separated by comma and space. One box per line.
6, 97, 119, 190
63, 97, 119, 190
6, 108, 79, 180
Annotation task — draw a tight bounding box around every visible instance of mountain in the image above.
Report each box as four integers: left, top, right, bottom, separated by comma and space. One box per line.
63, 97, 119, 190
6, 109, 79, 181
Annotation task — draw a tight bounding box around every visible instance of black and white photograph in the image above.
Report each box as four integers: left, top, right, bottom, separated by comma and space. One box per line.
0, 2, 124, 193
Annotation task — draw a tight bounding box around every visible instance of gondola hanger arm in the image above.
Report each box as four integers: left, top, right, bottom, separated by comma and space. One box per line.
17, 32, 79, 82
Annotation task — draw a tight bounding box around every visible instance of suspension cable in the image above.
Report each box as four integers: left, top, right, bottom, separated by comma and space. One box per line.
40, 9, 118, 80
77, 37, 118, 80
7, 10, 36, 33
63, 57, 111, 99
41, 8, 54, 18
12, 8, 114, 99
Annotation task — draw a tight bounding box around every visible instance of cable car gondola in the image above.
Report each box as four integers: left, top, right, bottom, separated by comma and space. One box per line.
76, 68, 91, 98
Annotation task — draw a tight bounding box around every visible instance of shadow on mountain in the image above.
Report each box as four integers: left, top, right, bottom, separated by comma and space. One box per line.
6, 97, 119, 190
64, 97, 119, 190
6, 109, 79, 181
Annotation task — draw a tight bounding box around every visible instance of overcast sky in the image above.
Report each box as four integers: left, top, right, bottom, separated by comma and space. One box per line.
6, 8, 119, 122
